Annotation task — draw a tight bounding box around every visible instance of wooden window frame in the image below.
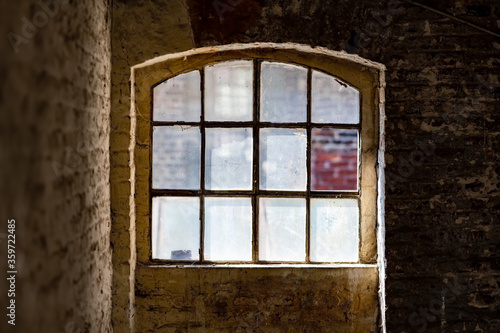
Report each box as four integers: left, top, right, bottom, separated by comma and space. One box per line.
133, 44, 383, 266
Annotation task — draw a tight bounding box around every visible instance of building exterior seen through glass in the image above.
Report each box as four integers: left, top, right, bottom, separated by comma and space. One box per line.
151, 60, 360, 263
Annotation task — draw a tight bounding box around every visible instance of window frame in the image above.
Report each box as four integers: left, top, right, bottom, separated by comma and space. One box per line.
133, 45, 382, 266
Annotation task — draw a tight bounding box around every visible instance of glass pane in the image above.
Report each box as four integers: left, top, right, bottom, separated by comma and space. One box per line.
153, 71, 201, 122
259, 197, 306, 262
205, 61, 253, 121
204, 197, 252, 261
310, 199, 359, 262
205, 128, 253, 190
260, 62, 307, 123
152, 126, 201, 189
311, 128, 358, 191
311, 70, 359, 124
259, 128, 307, 191
152, 197, 200, 260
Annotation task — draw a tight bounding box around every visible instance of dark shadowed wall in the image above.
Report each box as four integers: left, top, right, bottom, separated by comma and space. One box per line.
0, 0, 112, 332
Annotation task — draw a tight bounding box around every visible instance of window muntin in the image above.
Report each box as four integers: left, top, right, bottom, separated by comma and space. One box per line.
150, 60, 363, 264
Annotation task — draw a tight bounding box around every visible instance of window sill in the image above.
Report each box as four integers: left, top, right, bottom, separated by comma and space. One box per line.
146, 263, 378, 269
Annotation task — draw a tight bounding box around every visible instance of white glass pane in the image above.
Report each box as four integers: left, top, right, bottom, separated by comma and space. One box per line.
259, 197, 306, 262
311, 128, 359, 191
152, 126, 201, 189
310, 199, 359, 262
152, 197, 200, 260
259, 128, 307, 191
204, 197, 252, 261
205, 128, 253, 190
205, 61, 253, 121
312, 70, 359, 124
260, 62, 307, 123
153, 71, 201, 122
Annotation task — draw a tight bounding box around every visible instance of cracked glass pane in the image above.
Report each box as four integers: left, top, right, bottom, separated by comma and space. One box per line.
312, 70, 359, 124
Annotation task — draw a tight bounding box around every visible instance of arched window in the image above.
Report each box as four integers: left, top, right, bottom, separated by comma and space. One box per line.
133, 44, 384, 265
131, 43, 386, 332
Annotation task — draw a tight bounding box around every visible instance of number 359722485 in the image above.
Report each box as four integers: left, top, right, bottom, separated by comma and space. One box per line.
7, 219, 16, 268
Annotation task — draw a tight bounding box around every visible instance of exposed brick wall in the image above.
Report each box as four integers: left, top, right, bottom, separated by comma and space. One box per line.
0, 1, 112, 332
311, 128, 358, 191
380, 9, 500, 332
135, 266, 379, 332
111, 0, 499, 332
110, 1, 194, 331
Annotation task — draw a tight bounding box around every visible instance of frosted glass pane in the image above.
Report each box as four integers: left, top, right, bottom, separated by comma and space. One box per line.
310, 199, 359, 262
204, 197, 252, 261
312, 70, 359, 124
152, 126, 201, 189
205, 61, 253, 121
260, 128, 307, 191
259, 197, 306, 262
205, 128, 253, 190
153, 71, 201, 122
152, 197, 200, 260
311, 128, 358, 191
260, 62, 307, 123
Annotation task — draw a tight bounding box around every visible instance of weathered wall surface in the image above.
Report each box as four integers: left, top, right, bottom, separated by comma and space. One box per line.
136, 266, 378, 332
0, 0, 112, 332
110, 1, 194, 331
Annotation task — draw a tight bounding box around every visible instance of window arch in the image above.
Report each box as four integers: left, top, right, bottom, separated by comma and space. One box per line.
133, 44, 384, 266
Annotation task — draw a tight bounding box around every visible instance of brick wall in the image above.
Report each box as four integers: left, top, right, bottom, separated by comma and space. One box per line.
311, 128, 358, 191
110, 0, 195, 331
0, 1, 112, 332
